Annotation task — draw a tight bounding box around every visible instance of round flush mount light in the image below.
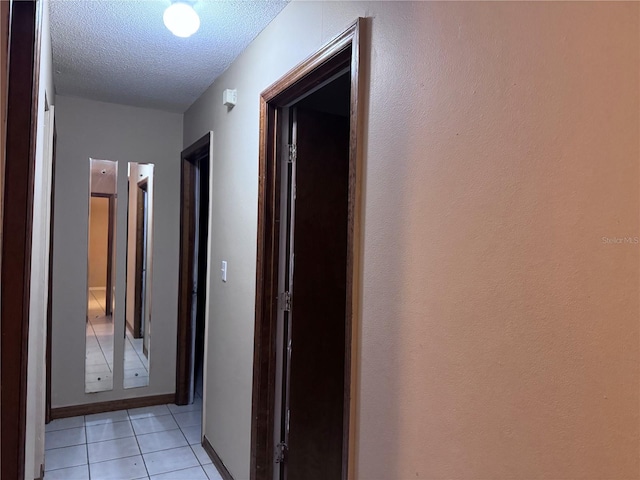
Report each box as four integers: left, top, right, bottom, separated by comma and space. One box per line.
163, 2, 200, 38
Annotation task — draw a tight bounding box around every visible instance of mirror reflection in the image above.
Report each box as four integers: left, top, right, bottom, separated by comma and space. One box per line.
86, 159, 117, 393
124, 162, 155, 388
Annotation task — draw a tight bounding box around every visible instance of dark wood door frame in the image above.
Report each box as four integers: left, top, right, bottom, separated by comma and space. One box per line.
45, 114, 57, 424
176, 132, 212, 405
133, 179, 148, 338
1, 0, 42, 478
106, 194, 115, 316
250, 18, 366, 480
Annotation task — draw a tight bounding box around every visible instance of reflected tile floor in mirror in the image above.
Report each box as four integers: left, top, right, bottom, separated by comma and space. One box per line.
86, 288, 114, 392
124, 328, 149, 388
86, 288, 150, 391
43, 393, 222, 480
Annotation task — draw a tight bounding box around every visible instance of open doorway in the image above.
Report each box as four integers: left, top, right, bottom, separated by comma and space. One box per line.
251, 19, 365, 480
176, 132, 212, 405
88, 194, 115, 317
275, 76, 351, 480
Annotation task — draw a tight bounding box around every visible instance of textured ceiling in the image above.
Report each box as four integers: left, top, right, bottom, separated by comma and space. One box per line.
50, 0, 288, 112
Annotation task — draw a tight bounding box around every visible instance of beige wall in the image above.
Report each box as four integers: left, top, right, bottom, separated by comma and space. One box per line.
184, 1, 639, 478
88, 196, 109, 288
52, 96, 182, 407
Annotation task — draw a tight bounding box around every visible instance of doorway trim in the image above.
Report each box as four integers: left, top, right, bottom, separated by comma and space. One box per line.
250, 18, 365, 480
45, 109, 57, 424
1, 0, 42, 478
133, 178, 149, 339
175, 132, 212, 405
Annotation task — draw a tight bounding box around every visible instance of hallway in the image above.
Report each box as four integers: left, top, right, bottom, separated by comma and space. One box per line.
43, 396, 221, 480
1, 1, 638, 479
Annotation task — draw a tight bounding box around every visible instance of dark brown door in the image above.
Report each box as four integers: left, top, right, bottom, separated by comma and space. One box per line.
104, 194, 116, 316
278, 107, 350, 480
1, 1, 40, 477
251, 21, 362, 480
133, 181, 148, 338
176, 133, 210, 405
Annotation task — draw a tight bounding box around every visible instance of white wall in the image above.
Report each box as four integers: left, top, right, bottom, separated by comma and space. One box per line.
184, 1, 639, 479
51, 96, 182, 407
25, 0, 55, 476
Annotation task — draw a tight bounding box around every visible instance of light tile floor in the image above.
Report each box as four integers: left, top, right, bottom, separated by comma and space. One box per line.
43, 396, 221, 480
86, 289, 150, 392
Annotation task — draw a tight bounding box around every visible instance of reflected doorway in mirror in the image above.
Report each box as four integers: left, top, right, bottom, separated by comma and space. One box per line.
124, 162, 155, 389
86, 159, 117, 393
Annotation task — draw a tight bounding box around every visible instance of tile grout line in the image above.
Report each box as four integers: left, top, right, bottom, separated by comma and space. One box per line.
86, 423, 92, 480
169, 405, 198, 470
166, 403, 207, 475
126, 332, 149, 375
123, 330, 149, 388
86, 294, 114, 392
90, 307, 113, 375
90, 289, 108, 315
87, 320, 108, 373
84, 414, 90, 480
46, 405, 206, 480
133, 406, 201, 477
127, 412, 150, 480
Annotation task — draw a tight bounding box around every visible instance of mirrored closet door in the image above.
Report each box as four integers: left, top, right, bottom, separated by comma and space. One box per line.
124, 162, 155, 389
86, 159, 117, 393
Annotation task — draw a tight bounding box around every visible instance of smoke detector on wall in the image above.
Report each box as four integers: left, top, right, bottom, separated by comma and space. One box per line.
223, 89, 237, 108
163, 1, 200, 38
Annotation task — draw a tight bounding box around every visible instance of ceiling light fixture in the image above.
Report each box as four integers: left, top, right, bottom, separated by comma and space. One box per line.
163, 1, 200, 38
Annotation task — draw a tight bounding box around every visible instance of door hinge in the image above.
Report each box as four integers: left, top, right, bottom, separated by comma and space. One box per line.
281, 291, 292, 312
275, 442, 288, 463
288, 144, 297, 163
